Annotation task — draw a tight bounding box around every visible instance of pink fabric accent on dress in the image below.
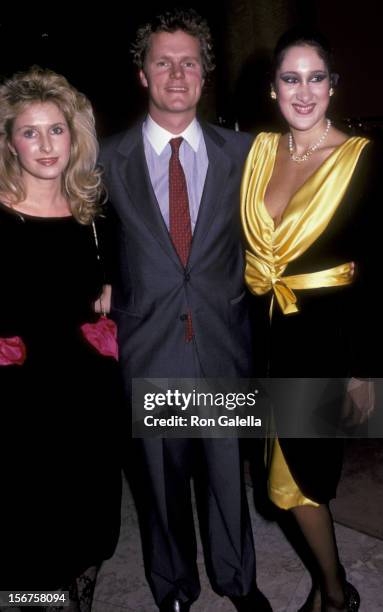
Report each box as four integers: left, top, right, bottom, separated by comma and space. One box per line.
0, 336, 27, 365
81, 315, 119, 360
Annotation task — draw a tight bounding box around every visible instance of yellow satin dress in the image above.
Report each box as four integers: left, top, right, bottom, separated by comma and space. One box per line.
241, 133, 369, 509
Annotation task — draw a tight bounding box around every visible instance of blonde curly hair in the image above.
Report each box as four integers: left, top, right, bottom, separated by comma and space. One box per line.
0, 66, 104, 224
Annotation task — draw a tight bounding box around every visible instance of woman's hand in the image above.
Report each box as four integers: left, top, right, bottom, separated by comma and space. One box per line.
94, 284, 112, 315
342, 378, 375, 427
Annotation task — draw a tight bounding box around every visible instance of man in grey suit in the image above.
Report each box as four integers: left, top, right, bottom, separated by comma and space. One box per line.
100, 9, 271, 612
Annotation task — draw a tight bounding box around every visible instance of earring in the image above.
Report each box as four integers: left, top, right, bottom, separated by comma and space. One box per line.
270, 89, 277, 100
329, 87, 334, 97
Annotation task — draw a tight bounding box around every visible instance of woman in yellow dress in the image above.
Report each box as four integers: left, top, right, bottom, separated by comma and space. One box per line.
241, 28, 379, 611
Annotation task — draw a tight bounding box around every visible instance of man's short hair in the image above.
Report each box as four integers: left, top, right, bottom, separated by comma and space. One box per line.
131, 8, 215, 76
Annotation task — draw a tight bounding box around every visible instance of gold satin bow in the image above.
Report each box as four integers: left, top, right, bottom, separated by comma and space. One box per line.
245, 250, 354, 317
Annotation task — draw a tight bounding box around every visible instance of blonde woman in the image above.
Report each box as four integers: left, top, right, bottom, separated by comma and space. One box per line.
0, 67, 121, 609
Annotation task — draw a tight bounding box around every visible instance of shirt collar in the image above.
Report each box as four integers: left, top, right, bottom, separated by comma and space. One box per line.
143, 115, 202, 155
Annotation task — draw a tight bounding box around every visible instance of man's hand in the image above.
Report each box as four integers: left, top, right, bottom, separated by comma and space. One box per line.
342, 378, 375, 427
94, 284, 112, 315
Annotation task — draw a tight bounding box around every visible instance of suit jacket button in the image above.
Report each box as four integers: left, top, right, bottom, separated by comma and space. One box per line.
180, 314, 188, 321
184, 272, 190, 282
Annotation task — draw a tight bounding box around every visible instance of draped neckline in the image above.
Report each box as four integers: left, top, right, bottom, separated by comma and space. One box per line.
240, 132, 370, 315
260, 134, 355, 232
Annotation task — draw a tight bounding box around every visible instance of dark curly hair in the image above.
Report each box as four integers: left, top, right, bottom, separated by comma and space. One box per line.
131, 8, 215, 76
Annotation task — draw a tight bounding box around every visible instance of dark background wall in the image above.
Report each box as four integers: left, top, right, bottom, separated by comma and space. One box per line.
220, 0, 383, 133
0, 0, 381, 136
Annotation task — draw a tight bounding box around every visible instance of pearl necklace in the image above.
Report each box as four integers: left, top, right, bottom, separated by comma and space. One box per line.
288, 119, 331, 163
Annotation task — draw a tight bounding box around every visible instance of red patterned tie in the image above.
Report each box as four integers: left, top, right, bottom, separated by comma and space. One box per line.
169, 137, 193, 342
169, 137, 192, 266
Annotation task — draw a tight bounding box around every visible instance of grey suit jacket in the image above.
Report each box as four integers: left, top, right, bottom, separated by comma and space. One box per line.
100, 121, 254, 379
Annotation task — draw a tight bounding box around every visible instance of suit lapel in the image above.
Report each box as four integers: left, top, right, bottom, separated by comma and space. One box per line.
189, 123, 233, 267
116, 125, 182, 268
113, 122, 233, 270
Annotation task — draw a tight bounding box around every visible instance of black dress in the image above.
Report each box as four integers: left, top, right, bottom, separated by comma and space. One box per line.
0, 202, 122, 589
241, 133, 382, 505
